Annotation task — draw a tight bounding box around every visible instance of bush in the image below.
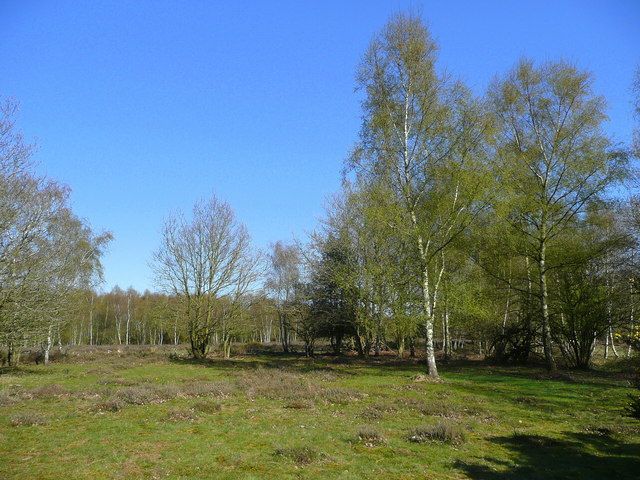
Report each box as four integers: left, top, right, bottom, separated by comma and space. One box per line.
47, 349, 67, 363
9, 412, 48, 427
181, 381, 235, 398
96, 378, 136, 386
243, 342, 264, 354
115, 386, 155, 405
22, 350, 45, 364
94, 398, 125, 412
408, 421, 467, 445
193, 400, 222, 414
284, 399, 313, 409
357, 426, 386, 446
237, 369, 363, 405
30, 384, 70, 399
359, 402, 397, 420
318, 387, 364, 405
167, 408, 199, 422
274, 446, 319, 465
0, 390, 17, 406
155, 384, 181, 400
237, 369, 315, 401
115, 384, 179, 405
584, 423, 640, 436
168, 350, 189, 361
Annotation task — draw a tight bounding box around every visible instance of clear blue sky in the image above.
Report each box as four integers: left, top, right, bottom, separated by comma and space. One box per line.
1, 1, 638, 292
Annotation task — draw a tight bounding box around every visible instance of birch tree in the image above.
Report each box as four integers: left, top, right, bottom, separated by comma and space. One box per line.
349, 14, 490, 377
153, 195, 261, 358
633, 66, 639, 158
490, 60, 628, 370
0, 98, 111, 364
266, 241, 303, 353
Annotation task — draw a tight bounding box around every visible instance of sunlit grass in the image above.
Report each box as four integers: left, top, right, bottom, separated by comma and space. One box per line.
0, 350, 638, 479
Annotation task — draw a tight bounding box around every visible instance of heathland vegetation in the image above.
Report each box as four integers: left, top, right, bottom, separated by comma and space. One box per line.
1, 13, 640, 479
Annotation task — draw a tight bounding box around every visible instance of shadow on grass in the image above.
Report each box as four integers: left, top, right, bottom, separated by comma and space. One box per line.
166, 353, 630, 385
0, 366, 54, 376
166, 352, 430, 376
455, 431, 640, 480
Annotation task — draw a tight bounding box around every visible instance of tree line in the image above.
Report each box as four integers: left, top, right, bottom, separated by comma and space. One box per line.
1, 14, 639, 378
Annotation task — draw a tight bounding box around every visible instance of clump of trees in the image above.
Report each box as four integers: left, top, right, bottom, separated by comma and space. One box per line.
285, 14, 638, 376
2, 14, 638, 375
0, 99, 111, 365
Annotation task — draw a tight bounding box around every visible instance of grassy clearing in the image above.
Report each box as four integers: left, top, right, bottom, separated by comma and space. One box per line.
0, 349, 638, 479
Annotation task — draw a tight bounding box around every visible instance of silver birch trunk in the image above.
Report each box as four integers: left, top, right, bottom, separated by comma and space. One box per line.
125, 293, 131, 346
539, 238, 556, 371
44, 323, 53, 365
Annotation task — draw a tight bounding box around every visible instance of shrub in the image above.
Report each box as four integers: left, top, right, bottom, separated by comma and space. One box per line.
237, 369, 314, 401
115, 386, 156, 405
284, 399, 313, 409
114, 384, 174, 405
625, 376, 640, 420
168, 350, 188, 361
167, 408, 199, 422
243, 342, 264, 354
9, 412, 48, 427
47, 349, 67, 363
0, 390, 16, 407
274, 446, 318, 465
155, 384, 181, 400
22, 350, 45, 364
360, 402, 397, 420
181, 381, 235, 398
584, 423, 640, 436
357, 426, 386, 446
318, 387, 364, 405
412, 374, 442, 383
31, 384, 69, 399
193, 401, 222, 414
94, 398, 125, 412
408, 421, 467, 445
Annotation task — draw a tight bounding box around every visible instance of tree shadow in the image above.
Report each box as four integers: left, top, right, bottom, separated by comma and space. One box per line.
166, 353, 364, 375
0, 366, 54, 376
455, 430, 640, 479
166, 353, 623, 384
166, 348, 442, 373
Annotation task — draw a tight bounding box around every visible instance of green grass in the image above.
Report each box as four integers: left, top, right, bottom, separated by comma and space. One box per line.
0, 349, 639, 479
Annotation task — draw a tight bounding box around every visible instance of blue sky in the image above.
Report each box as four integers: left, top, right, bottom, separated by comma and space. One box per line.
1, 0, 638, 292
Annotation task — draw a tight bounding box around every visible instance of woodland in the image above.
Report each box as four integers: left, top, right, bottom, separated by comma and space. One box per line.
1, 13, 639, 480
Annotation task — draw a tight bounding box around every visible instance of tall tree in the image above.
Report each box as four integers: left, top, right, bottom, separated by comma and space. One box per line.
0, 98, 111, 364
349, 14, 490, 377
490, 59, 628, 370
153, 195, 261, 358
633, 66, 639, 158
266, 241, 302, 353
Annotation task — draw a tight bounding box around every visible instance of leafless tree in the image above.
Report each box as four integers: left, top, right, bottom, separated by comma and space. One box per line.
153, 195, 262, 358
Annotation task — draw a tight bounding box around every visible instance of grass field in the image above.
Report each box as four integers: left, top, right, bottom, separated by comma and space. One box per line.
1, 347, 639, 479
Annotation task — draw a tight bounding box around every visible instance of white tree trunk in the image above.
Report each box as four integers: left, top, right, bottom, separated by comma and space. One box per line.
628, 280, 635, 358
539, 239, 556, 371
44, 324, 53, 365
125, 293, 131, 346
